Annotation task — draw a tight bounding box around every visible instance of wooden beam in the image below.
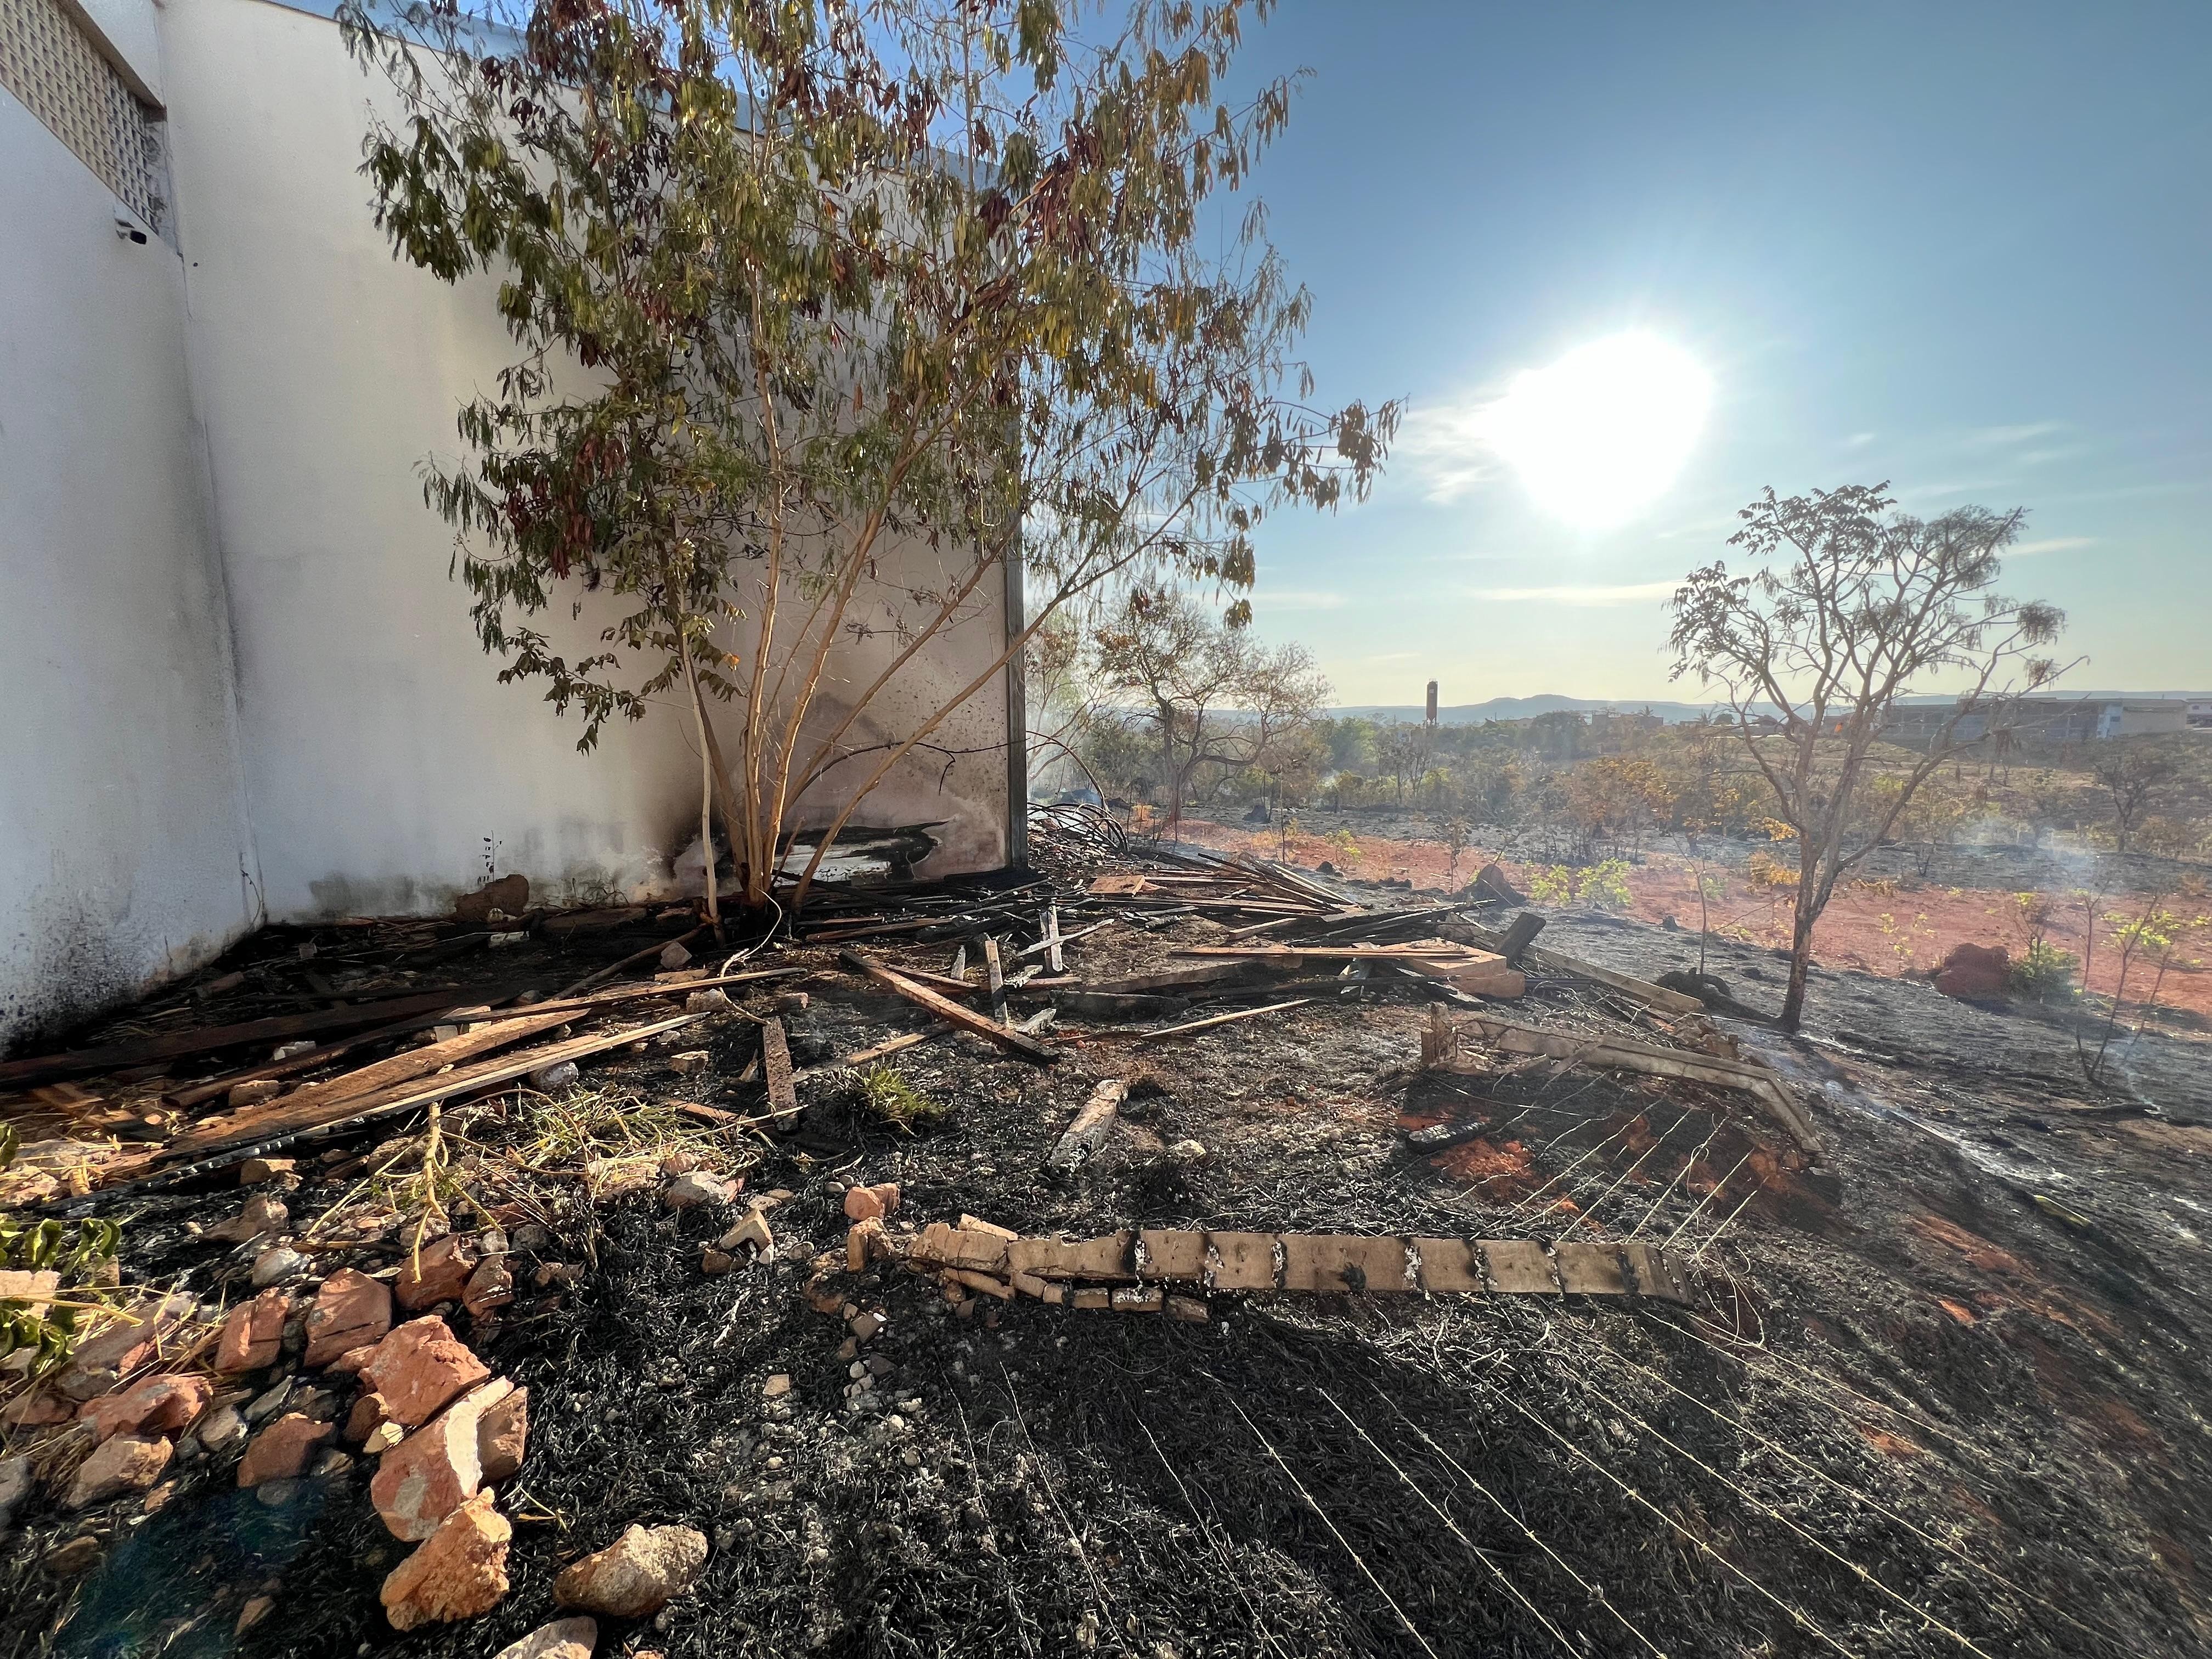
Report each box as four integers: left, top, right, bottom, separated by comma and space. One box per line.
836, 951, 1058, 1063
0, 991, 471, 1090
1046, 1079, 1127, 1172
983, 936, 1008, 1025
1435, 1010, 1820, 1152
138, 1012, 706, 1171
760, 1017, 798, 1126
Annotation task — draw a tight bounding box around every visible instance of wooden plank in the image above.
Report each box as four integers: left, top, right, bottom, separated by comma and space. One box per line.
1046, 1079, 1126, 1172
165, 1009, 576, 1154
1437, 1010, 1820, 1152
1414, 1238, 1486, 1294
1221, 916, 1300, 941
837, 1030, 939, 1068
1482, 1240, 1560, 1294
836, 951, 1058, 1064
983, 937, 1008, 1025
1042, 905, 1063, 974
1123, 1000, 1310, 1041
1553, 1241, 1631, 1296
554, 923, 706, 998
760, 1017, 798, 1127
1174, 945, 1482, 961
0, 991, 471, 1090
1282, 1234, 1414, 1294
137, 1013, 705, 1172
1084, 962, 1250, 995
1014, 918, 1112, 960
1441, 922, 1703, 1014
1205, 1232, 1280, 1291
1495, 911, 1547, 965
1137, 1229, 1209, 1282
1621, 1242, 1691, 1303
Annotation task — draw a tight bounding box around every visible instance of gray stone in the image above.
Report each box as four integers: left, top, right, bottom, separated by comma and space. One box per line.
250, 1246, 308, 1288
664, 1172, 737, 1210
199, 1404, 248, 1451
0, 1456, 30, 1532
245, 1379, 294, 1423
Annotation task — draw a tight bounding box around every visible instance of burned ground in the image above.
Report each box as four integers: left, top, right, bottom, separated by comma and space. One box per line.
3, 851, 2209, 1659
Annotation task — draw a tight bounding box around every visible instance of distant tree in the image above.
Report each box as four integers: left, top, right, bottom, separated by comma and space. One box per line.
1313, 716, 1378, 777
1376, 723, 1425, 803
1435, 812, 1474, 884
1669, 483, 2069, 1030
2091, 739, 2181, 854
1563, 754, 1677, 857
1092, 589, 1330, 832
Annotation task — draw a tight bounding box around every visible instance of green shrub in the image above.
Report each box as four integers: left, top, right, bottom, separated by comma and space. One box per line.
2008, 938, 2078, 1002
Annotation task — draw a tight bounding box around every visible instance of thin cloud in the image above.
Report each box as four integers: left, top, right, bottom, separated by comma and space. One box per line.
1965, 421, 2067, 449
1844, 431, 1878, 448
1468, 579, 1678, 606
1392, 392, 1504, 504
1251, 590, 1349, 612
2006, 537, 2096, 558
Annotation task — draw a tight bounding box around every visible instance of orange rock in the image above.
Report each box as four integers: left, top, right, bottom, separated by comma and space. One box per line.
77, 1374, 212, 1442
53, 1294, 194, 1401
373, 1407, 482, 1540
216, 1289, 292, 1374
371, 1378, 515, 1540
360, 1317, 489, 1427
552, 1522, 708, 1618
846, 1218, 884, 1272
345, 1390, 392, 1444
842, 1186, 883, 1222
477, 1386, 528, 1483
303, 1268, 392, 1367
395, 1236, 478, 1311
238, 1413, 336, 1487
380, 1489, 512, 1631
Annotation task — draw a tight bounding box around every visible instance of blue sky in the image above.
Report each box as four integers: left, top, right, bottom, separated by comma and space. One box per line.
1220, 2, 2211, 705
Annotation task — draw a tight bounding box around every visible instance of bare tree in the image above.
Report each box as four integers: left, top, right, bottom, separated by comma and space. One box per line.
1669, 483, 2070, 1030
1092, 589, 1329, 833
2090, 740, 2180, 854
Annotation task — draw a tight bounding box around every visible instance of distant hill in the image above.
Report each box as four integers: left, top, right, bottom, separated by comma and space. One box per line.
1330, 695, 1724, 725
1331, 690, 2212, 727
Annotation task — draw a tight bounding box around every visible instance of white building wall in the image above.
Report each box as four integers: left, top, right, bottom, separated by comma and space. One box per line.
0, 69, 260, 1050
157, 0, 1008, 922
1, 0, 1013, 1049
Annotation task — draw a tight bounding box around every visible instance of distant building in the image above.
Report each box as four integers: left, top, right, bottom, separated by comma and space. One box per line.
1877, 696, 2191, 747
1589, 707, 1664, 743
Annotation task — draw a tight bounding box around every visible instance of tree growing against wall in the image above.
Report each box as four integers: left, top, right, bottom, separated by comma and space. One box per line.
1669, 483, 2069, 1030
1090, 588, 1328, 832
340, 0, 1391, 915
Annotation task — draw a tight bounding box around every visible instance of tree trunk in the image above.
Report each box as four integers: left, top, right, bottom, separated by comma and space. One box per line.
1779, 868, 1819, 1031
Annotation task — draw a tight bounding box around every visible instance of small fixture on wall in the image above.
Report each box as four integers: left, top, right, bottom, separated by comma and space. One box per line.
114, 211, 149, 245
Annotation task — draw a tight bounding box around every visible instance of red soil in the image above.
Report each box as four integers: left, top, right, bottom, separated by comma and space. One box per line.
1176, 820, 2212, 1020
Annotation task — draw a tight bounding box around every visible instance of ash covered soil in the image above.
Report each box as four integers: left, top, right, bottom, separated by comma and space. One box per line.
5, 886, 2211, 1659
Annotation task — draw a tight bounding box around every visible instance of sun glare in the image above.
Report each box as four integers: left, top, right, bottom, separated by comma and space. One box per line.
1487, 333, 1713, 529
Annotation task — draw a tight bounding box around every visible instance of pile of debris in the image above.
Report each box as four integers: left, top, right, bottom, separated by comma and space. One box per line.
0, 828, 1959, 1656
